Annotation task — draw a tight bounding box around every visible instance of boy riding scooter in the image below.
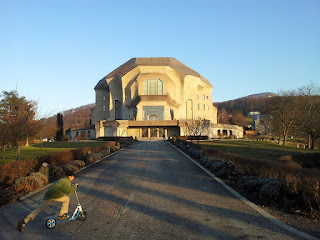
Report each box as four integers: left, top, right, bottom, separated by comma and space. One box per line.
17, 170, 78, 232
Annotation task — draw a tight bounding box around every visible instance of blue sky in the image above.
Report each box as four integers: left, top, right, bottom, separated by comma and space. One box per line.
1, 0, 319, 117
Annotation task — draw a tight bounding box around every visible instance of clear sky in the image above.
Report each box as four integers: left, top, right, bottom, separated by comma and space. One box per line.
1, 0, 319, 117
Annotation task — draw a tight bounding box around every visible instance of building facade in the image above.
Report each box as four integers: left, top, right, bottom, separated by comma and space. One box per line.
91, 57, 242, 139
65, 125, 96, 141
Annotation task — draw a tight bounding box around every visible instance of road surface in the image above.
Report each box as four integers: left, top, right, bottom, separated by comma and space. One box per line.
0, 140, 308, 239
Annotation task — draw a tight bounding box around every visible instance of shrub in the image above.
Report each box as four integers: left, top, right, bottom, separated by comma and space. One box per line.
197, 145, 320, 217
0, 143, 110, 186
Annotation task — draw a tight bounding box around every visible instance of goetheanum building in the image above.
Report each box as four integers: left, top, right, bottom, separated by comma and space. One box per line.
91, 57, 243, 139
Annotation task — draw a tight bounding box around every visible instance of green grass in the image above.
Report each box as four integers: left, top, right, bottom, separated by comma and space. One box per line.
1, 141, 106, 164
200, 140, 320, 162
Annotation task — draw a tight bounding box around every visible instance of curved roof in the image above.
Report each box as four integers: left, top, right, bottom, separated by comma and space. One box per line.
102, 57, 212, 87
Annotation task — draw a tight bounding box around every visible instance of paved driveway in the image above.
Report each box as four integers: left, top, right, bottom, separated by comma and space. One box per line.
0, 140, 309, 239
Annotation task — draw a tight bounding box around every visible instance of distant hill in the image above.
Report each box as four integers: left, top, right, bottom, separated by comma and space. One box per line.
213, 92, 276, 114
62, 104, 95, 129
235, 92, 276, 100
43, 103, 95, 138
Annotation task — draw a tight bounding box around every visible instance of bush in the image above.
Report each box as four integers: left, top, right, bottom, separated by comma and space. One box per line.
0, 143, 110, 186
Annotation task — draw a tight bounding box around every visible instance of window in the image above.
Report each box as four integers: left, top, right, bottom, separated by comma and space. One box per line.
103, 95, 106, 101
198, 104, 200, 110
203, 104, 205, 110
203, 95, 205, 99
206, 96, 209, 99
143, 79, 163, 95
99, 106, 102, 112
206, 105, 209, 110
102, 105, 106, 111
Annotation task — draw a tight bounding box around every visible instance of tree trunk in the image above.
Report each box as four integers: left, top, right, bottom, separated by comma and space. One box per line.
2, 145, 6, 162
283, 134, 287, 146
308, 133, 312, 149
16, 140, 21, 160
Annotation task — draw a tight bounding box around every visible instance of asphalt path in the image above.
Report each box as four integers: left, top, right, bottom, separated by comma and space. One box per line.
0, 140, 308, 240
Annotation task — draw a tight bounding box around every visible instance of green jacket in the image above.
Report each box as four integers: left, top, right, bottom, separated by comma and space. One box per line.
44, 177, 77, 199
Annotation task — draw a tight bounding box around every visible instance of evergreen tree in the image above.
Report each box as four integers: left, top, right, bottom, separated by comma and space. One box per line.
55, 113, 64, 141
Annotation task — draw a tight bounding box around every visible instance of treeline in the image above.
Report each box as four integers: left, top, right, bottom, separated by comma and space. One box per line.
216, 84, 320, 149
214, 92, 275, 115
43, 103, 94, 138
62, 104, 94, 128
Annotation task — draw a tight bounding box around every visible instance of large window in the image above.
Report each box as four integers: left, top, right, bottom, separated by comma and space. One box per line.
143, 79, 163, 95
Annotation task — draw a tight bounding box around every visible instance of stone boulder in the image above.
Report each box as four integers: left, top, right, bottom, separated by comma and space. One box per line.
12, 172, 48, 193
209, 161, 225, 172
258, 178, 283, 202
84, 151, 92, 166
39, 162, 50, 181
237, 176, 284, 204
69, 160, 85, 169
62, 164, 80, 173
86, 153, 102, 164
199, 156, 209, 165
100, 149, 110, 157
50, 166, 65, 180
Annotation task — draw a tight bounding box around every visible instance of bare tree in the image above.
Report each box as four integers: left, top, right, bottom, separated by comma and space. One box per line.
184, 118, 211, 144
230, 110, 247, 127
296, 83, 320, 149
267, 91, 299, 146
217, 108, 230, 124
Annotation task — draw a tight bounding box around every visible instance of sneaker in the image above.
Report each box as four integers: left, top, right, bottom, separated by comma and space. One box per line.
58, 213, 70, 221
17, 220, 26, 232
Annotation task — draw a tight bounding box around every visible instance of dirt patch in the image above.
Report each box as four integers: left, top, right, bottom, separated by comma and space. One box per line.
261, 205, 320, 239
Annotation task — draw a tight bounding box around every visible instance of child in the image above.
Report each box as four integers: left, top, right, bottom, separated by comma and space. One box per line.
17, 170, 78, 232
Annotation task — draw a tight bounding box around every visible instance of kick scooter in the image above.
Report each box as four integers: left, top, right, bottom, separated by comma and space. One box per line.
46, 190, 87, 229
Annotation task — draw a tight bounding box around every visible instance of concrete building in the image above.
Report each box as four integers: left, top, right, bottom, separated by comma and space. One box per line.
91, 57, 242, 139
65, 125, 96, 141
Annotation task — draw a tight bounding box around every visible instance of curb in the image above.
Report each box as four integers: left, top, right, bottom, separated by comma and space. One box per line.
169, 142, 319, 240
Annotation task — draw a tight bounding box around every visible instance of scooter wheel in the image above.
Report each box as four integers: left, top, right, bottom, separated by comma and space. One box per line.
46, 218, 56, 229
78, 211, 87, 221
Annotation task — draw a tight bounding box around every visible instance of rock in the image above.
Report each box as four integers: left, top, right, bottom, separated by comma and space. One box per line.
259, 178, 283, 202
12, 172, 48, 193
85, 151, 92, 166
225, 162, 238, 178
216, 166, 227, 177
237, 176, 263, 192
209, 161, 225, 172
62, 164, 79, 173
96, 152, 105, 158
190, 149, 203, 159
50, 166, 65, 180
100, 150, 110, 157
69, 160, 85, 169
39, 162, 50, 181
199, 156, 208, 165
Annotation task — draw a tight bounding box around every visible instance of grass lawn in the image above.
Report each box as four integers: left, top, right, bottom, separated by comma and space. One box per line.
1, 141, 106, 164
199, 140, 320, 162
